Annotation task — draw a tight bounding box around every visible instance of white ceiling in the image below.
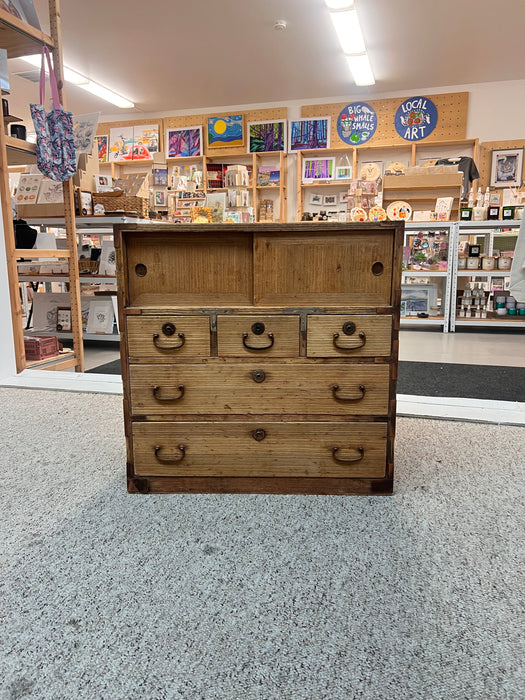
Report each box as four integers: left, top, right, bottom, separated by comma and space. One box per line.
6, 0, 525, 127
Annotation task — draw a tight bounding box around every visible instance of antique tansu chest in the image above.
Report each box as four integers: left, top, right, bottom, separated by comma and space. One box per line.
114, 222, 403, 495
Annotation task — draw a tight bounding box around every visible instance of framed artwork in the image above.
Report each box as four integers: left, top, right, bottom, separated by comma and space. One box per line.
166, 126, 203, 158
205, 192, 227, 222
308, 192, 323, 206
323, 194, 337, 206
289, 117, 330, 151
95, 135, 108, 163
154, 190, 167, 207
95, 174, 112, 193
109, 125, 159, 161
335, 166, 353, 180
99, 239, 116, 275
153, 167, 168, 186
36, 178, 64, 204
208, 115, 244, 148
56, 307, 71, 332
79, 191, 92, 216
247, 120, 287, 153
302, 157, 335, 182
86, 299, 115, 335
72, 112, 100, 154
401, 284, 432, 315
490, 149, 524, 188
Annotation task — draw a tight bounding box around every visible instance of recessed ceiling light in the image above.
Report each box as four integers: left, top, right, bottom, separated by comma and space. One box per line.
328, 8, 365, 55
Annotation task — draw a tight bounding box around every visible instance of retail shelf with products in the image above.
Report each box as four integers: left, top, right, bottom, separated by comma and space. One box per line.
24, 328, 120, 343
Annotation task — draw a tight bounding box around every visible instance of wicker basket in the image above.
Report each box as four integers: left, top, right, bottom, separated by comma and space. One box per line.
78, 259, 100, 274
92, 192, 149, 218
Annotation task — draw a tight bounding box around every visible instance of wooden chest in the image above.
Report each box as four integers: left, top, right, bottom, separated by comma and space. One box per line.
114, 223, 404, 495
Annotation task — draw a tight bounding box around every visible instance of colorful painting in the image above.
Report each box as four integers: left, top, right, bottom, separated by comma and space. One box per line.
289, 117, 330, 151
95, 135, 108, 163
109, 126, 134, 161
154, 190, 167, 207
247, 120, 286, 153
109, 124, 159, 161
302, 157, 335, 182
166, 126, 202, 158
394, 96, 438, 141
208, 115, 244, 148
337, 102, 377, 145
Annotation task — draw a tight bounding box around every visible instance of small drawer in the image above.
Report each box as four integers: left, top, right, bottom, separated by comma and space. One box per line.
307, 315, 392, 358
132, 421, 387, 478
217, 315, 300, 357
128, 363, 390, 417
126, 316, 210, 362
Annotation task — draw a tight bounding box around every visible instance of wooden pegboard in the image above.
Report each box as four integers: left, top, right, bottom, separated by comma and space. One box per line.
164, 107, 287, 158
479, 139, 525, 189
302, 92, 468, 148
97, 118, 165, 152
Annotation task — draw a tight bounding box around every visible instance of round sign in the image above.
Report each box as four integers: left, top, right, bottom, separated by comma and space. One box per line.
337, 102, 377, 145
394, 96, 438, 141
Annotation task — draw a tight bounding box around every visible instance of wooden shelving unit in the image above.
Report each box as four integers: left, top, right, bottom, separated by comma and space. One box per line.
383, 173, 463, 221
1, 0, 84, 373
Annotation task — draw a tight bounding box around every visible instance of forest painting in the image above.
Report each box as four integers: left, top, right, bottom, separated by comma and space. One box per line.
289, 117, 330, 151
247, 120, 287, 153
166, 126, 202, 158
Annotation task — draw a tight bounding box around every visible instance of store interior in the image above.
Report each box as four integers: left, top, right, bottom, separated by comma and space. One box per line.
0, 1, 523, 698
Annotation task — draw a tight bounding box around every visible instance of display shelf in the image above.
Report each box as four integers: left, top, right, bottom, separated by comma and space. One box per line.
24, 216, 160, 229
402, 270, 448, 277
458, 220, 521, 229
24, 328, 120, 342
400, 317, 446, 325
18, 275, 116, 283
15, 249, 71, 258
25, 349, 76, 370
454, 318, 525, 328
6, 136, 36, 165
256, 185, 281, 190
0, 7, 55, 58
301, 182, 351, 188
456, 270, 511, 277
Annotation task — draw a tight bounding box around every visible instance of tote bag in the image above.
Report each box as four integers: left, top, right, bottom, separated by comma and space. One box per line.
30, 47, 76, 182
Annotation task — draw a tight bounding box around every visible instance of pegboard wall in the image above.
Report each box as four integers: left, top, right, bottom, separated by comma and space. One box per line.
164, 107, 287, 158
302, 92, 468, 148
479, 139, 525, 189
97, 118, 165, 152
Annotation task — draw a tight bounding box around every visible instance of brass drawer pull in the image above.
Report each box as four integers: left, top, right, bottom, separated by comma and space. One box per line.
153, 331, 185, 350
152, 384, 185, 402
333, 331, 366, 350
331, 446, 364, 463
242, 331, 274, 351
331, 384, 366, 401
154, 444, 186, 463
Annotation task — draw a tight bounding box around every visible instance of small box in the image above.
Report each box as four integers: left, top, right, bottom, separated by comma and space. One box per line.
24, 335, 60, 361
460, 207, 472, 220
502, 206, 515, 220
487, 206, 500, 220
468, 244, 481, 257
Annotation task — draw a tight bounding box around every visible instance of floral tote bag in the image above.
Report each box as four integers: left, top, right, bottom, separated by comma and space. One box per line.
30, 47, 76, 182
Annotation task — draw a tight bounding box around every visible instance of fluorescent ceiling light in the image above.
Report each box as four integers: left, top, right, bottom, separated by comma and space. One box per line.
324, 0, 354, 9
20, 54, 134, 108
346, 53, 375, 86
328, 8, 365, 55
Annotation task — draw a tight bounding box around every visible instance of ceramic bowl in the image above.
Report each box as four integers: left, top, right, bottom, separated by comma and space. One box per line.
496, 307, 508, 316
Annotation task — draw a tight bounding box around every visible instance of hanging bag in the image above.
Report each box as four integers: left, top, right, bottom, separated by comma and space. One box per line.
30, 47, 76, 182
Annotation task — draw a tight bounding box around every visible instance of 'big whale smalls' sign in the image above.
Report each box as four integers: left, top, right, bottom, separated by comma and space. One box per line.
337, 102, 377, 145
394, 96, 438, 141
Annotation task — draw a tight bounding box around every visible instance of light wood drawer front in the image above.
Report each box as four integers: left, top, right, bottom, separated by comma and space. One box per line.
129, 364, 390, 416
127, 316, 210, 361
307, 315, 392, 358
217, 315, 300, 357
132, 422, 387, 478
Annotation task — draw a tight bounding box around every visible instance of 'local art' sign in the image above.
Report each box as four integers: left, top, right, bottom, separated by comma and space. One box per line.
394, 96, 438, 141
337, 102, 377, 145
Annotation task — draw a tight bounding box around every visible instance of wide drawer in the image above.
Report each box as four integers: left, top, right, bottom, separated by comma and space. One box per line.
127, 316, 210, 361
307, 315, 392, 358
132, 421, 388, 478
129, 363, 391, 416
217, 315, 300, 357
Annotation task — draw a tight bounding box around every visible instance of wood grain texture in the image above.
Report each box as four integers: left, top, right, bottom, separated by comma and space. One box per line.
132, 421, 387, 478
217, 315, 299, 357
254, 230, 394, 306
128, 363, 390, 417
126, 316, 210, 361
307, 315, 392, 358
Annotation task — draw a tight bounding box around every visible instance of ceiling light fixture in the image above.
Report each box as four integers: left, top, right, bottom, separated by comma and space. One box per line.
20, 54, 134, 108
324, 1, 375, 86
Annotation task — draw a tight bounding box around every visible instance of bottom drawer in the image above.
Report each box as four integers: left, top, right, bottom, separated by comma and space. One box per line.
132, 422, 388, 478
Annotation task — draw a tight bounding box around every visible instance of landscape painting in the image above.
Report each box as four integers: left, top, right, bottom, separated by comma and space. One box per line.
208, 115, 244, 148
247, 120, 287, 153
166, 126, 202, 158
289, 117, 330, 151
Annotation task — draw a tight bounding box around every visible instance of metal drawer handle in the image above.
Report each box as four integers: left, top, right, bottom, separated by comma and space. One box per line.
153, 384, 185, 402
242, 331, 274, 351
331, 384, 366, 401
154, 444, 186, 463
153, 331, 185, 350
333, 331, 366, 350
332, 446, 364, 463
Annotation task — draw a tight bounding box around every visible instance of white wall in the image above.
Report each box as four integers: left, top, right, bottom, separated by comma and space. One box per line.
0, 215, 17, 378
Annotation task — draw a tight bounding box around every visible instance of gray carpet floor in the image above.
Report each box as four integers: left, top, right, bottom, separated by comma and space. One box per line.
0, 388, 523, 700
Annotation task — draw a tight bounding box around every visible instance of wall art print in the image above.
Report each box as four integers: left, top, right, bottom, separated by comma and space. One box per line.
247, 120, 287, 153
337, 102, 377, 145
208, 115, 244, 148
166, 126, 203, 158
289, 117, 330, 151
394, 96, 438, 141
95, 135, 108, 163
490, 148, 524, 188
109, 124, 159, 161
302, 157, 335, 182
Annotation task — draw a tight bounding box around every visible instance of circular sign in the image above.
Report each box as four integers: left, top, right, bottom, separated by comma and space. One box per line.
394, 96, 438, 141
337, 102, 377, 145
